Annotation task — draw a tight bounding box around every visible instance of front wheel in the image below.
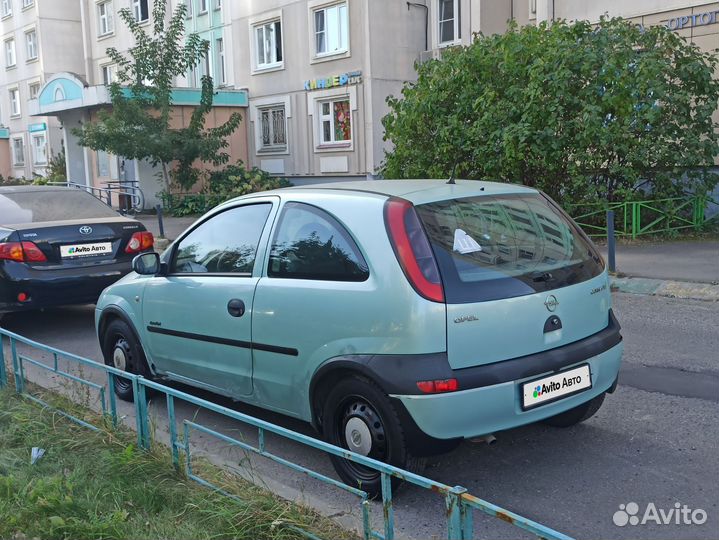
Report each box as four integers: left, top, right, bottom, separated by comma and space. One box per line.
321, 376, 421, 499
542, 392, 606, 428
101, 319, 152, 402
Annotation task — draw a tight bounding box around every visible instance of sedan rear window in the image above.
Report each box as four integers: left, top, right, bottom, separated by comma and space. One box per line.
0, 189, 119, 224
416, 193, 604, 303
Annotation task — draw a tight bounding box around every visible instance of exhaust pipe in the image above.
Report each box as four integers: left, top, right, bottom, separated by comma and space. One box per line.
470, 434, 497, 445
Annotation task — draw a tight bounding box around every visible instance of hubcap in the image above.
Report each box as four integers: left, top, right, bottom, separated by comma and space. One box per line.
345, 417, 373, 456
112, 339, 130, 371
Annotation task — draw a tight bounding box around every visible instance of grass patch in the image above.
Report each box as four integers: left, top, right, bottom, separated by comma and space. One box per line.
0, 388, 357, 540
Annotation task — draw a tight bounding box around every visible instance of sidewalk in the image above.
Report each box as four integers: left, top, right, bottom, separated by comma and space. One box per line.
597, 240, 719, 284
136, 214, 197, 242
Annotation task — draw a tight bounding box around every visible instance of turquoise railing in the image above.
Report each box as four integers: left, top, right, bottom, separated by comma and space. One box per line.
0, 327, 573, 540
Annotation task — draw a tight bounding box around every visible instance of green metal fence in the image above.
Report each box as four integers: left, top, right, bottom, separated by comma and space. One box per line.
568, 195, 718, 238
0, 328, 574, 540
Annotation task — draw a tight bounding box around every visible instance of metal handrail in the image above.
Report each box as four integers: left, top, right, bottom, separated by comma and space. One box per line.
49, 180, 144, 214
0, 327, 573, 540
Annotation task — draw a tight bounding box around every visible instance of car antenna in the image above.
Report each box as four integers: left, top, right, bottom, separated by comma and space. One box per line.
447, 160, 460, 185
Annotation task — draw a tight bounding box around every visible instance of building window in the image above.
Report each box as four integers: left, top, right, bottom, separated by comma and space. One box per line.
11, 137, 24, 166
183, 0, 192, 17
101, 64, 117, 85
215, 0, 221, 9
259, 105, 287, 153
216, 37, 225, 85
438, 0, 460, 44
313, 2, 348, 57
4, 39, 16, 68
1, 0, 11, 18
318, 98, 351, 145
199, 0, 207, 13
31, 132, 47, 165
132, 0, 148, 22
25, 30, 37, 60
22, 0, 32, 7
98, 2, 114, 36
9, 88, 20, 116
28, 81, 40, 99
254, 19, 282, 70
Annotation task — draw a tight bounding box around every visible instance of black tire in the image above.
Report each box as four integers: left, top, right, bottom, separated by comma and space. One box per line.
542, 392, 606, 428
101, 318, 152, 402
321, 376, 423, 499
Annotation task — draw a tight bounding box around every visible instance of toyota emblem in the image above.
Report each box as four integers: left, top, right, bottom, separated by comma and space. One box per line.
79, 226, 93, 235
544, 295, 559, 312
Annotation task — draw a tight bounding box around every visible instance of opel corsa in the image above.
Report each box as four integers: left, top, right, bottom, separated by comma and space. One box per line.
95, 180, 623, 497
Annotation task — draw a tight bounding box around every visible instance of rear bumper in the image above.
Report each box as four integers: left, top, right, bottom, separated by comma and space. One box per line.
393, 342, 623, 440
0, 260, 132, 312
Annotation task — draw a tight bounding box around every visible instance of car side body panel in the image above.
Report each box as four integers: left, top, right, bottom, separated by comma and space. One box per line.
251, 192, 447, 420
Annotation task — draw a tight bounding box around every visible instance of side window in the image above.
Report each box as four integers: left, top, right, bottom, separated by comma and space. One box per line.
268, 202, 369, 281
173, 203, 271, 275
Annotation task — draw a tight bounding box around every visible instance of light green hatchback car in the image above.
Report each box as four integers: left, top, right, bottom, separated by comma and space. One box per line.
96, 180, 623, 496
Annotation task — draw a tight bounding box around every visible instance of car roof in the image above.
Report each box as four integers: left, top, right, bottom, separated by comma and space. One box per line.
259, 179, 537, 205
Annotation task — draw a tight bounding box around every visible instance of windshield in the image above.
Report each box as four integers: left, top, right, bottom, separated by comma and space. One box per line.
0, 190, 119, 224
415, 193, 604, 303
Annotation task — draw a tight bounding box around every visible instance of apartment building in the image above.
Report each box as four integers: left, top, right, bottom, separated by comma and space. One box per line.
0, 0, 84, 179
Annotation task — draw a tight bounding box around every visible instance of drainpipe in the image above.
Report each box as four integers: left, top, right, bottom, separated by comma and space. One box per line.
79, 0, 93, 83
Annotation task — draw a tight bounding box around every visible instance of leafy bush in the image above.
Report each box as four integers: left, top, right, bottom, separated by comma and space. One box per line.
162, 163, 291, 216
382, 17, 719, 207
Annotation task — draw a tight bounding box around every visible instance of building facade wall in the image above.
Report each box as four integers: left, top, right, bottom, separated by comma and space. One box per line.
0, 0, 82, 180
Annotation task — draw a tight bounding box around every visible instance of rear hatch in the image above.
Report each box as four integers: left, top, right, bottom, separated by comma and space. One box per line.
415, 193, 610, 370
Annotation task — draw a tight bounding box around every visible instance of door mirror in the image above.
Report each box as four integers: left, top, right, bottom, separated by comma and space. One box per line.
133, 252, 161, 275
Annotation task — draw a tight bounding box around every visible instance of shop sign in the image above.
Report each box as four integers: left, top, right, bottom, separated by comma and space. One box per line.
304, 71, 362, 91
28, 122, 47, 133
666, 10, 719, 30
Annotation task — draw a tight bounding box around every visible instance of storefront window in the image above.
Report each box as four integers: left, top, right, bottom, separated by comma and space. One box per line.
319, 98, 351, 145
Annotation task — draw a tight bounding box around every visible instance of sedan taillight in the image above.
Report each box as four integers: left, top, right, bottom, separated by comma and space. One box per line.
0, 242, 48, 262
125, 231, 154, 254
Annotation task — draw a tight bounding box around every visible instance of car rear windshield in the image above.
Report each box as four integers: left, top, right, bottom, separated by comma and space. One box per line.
0, 190, 119, 224
415, 193, 604, 303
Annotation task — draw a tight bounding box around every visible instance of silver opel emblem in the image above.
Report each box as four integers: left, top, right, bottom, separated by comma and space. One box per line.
79, 226, 93, 235
544, 295, 559, 312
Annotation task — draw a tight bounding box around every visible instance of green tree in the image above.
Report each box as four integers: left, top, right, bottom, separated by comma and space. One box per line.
382, 18, 719, 204
73, 0, 241, 191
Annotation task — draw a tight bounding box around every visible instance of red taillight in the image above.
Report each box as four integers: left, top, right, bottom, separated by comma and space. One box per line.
125, 231, 154, 254
416, 378, 459, 394
384, 198, 444, 303
0, 242, 47, 262
21, 242, 48, 262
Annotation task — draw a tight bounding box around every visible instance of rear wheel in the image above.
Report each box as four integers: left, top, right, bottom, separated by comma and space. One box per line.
101, 318, 152, 402
321, 376, 422, 499
542, 392, 606, 428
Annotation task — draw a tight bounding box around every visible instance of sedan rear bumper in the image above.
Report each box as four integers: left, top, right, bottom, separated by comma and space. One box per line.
0, 260, 133, 312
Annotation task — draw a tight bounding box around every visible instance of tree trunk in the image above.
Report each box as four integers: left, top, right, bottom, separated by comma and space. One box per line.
161, 162, 171, 192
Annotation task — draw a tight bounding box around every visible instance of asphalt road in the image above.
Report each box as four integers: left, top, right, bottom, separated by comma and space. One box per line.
1, 293, 717, 540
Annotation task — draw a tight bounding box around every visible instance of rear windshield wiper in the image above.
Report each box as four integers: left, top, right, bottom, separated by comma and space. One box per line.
530, 271, 555, 283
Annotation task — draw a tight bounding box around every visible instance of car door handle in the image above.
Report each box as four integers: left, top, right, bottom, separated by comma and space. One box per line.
227, 299, 246, 317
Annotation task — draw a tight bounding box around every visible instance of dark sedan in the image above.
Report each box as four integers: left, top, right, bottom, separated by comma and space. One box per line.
0, 186, 153, 313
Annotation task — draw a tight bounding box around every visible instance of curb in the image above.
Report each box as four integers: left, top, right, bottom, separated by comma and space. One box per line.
611, 277, 719, 302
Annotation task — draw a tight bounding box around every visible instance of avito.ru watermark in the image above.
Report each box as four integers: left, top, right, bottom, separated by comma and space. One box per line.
613, 502, 707, 527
